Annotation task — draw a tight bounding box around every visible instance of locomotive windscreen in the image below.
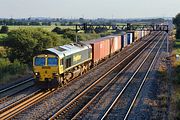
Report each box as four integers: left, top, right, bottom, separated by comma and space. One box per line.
47, 57, 58, 66
35, 57, 45, 66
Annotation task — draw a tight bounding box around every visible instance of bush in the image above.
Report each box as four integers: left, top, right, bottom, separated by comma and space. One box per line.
176, 28, 180, 39
63, 30, 101, 42
0, 59, 28, 81
0, 26, 8, 33
52, 27, 64, 34
177, 112, 180, 120
173, 13, 180, 39
5, 28, 60, 64
63, 31, 76, 41
100, 32, 112, 37
0, 46, 7, 58
173, 64, 180, 84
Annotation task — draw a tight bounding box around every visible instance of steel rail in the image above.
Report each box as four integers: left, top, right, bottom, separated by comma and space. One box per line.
0, 89, 55, 120
0, 33, 158, 120
0, 77, 33, 94
100, 33, 165, 120
0, 89, 41, 114
123, 33, 167, 120
71, 33, 163, 119
49, 32, 161, 120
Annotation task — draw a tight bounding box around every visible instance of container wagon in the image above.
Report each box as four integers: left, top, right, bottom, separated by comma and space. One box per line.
82, 35, 121, 65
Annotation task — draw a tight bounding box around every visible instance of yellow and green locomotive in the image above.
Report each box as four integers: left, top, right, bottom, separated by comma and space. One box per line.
33, 31, 150, 88
33, 43, 92, 87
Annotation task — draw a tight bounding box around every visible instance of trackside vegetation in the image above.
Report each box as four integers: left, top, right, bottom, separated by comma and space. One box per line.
0, 26, 110, 85
5, 27, 111, 64
171, 39, 180, 119
5, 28, 62, 64
173, 13, 180, 39
0, 58, 30, 84
172, 13, 180, 119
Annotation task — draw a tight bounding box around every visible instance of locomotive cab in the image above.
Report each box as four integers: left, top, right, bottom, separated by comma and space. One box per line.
33, 43, 92, 88
33, 54, 63, 86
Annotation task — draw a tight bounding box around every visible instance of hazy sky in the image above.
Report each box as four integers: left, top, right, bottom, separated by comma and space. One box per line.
0, 0, 180, 18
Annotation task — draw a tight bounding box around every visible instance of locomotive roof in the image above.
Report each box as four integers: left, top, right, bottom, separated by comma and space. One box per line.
45, 43, 91, 58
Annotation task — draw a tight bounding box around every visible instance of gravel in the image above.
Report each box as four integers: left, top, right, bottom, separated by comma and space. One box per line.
127, 33, 168, 120
12, 33, 157, 120
73, 40, 155, 120
0, 85, 39, 110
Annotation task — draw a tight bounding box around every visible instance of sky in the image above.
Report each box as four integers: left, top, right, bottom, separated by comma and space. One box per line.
0, 0, 180, 19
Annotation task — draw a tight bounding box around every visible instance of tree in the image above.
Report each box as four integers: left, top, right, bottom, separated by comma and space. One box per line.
63, 31, 77, 42
52, 27, 63, 34
6, 28, 60, 64
173, 13, 180, 39
173, 13, 180, 27
0, 26, 8, 33
29, 22, 41, 26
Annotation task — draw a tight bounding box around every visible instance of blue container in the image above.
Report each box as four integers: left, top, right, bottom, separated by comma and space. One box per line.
120, 32, 127, 48
127, 33, 132, 45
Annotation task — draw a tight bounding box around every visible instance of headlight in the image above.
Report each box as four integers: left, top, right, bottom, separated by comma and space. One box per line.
35, 72, 39, 76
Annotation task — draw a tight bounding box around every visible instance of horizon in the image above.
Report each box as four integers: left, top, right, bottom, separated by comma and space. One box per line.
0, 0, 179, 19
0, 16, 173, 20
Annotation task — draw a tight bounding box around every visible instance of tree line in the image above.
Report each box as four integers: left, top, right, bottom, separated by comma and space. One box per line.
0, 20, 51, 26
3, 27, 109, 65
173, 13, 180, 39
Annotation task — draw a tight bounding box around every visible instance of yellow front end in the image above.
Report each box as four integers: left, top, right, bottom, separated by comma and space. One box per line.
33, 54, 63, 83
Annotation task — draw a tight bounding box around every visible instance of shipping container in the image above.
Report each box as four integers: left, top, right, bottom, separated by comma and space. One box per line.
124, 34, 127, 47
127, 33, 133, 45
114, 35, 121, 51
82, 37, 111, 64
134, 31, 139, 41
138, 31, 142, 40
142, 30, 145, 38
121, 33, 127, 48
134, 31, 142, 41
109, 35, 122, 52
127, 31, 135, 42
82, 35, 122, 64
145, 31, 150, 36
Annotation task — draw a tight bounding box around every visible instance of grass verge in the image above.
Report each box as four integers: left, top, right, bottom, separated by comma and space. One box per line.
171, 39, 180, 119
0, 58, 32, 85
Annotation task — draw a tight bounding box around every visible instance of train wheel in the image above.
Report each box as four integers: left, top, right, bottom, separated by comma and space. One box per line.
58, 77, 64, 87
63, 79, 68, 85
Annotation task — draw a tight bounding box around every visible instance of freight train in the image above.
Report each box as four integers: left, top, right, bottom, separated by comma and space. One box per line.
33, 30, 150, 88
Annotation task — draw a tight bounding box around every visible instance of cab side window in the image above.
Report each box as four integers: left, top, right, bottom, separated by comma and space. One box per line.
66, 58, 71, 68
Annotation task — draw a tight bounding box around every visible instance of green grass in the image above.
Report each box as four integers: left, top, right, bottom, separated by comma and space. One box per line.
1, 25, 76, 32
0, 34, 7, 41
0, 46, 7, 57
173, 39, 180, 83
175, 39, 180, 54
172, 39, 180, 119
0, 34, 7, 46
0, 58, 30, 84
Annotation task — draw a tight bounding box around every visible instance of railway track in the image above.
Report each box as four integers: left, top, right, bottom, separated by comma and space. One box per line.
0, 89, 56, 120
70, 33, 166, 120
0, 78, 34, 103
122, 34, 167, 120
73, 33, 166, 120
99, 33, 166, 120
0, 33, 160, 119
13, 33, 160, 119
48, 32, 163, 120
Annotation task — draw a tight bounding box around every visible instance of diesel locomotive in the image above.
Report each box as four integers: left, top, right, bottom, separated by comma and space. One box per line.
33, 31, 150, 87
